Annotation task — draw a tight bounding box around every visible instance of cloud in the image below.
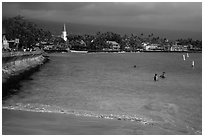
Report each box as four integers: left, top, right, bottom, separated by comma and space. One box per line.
2, 2, 201, 32
3, 2, 89, 11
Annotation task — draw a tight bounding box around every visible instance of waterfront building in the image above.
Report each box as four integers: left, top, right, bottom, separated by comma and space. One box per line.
41, 41, 54, 50
145, 44, 159, 51
61, 24, 67, 41
106, 41, 120, 51
2, 35, 10, 50
170, 42, 188, 51
2, 27, 19, 50
2, 27, 10, 50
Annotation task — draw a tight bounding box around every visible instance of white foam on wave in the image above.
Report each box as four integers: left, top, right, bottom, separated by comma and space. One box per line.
3, 102, 201, 134
2, 102, 153, 125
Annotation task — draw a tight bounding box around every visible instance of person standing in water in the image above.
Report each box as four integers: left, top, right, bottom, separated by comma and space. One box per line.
160, 72, 166, 78
192, 60, 195, 68
154, 74, 158, 81
183, 55, 186, 60
187, 53, 189, 57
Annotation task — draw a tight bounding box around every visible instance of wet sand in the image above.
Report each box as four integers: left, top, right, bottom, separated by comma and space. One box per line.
2, 109, 183, 135
2, 109, 135, 135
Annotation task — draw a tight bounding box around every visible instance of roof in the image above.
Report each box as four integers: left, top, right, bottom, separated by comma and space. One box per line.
106, 41, 119, 45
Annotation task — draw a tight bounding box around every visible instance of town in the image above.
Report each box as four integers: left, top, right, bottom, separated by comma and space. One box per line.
3, 16, 202, 53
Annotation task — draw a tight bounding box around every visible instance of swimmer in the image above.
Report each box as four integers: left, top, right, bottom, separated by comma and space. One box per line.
183, 55, 186, 60
154, 74, 158, 81
192, 61, 195, 68
160, 72, 166, 79
187, 53, 189, 57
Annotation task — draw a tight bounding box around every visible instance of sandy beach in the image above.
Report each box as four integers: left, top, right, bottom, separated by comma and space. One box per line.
3, 108, 200, 135
2, 109, 158, 135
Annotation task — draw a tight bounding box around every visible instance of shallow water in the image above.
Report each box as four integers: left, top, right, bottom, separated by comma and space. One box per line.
3, 52, 202, 134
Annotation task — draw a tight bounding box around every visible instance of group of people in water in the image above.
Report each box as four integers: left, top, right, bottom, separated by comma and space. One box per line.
183, 53, 195, 68
134, 52, 194, 82
153, 53, 195, 81
154, 72, 165, 81
133, 65, 165, 82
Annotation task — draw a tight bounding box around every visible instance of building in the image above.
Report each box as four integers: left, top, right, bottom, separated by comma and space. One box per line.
41, 42, 54, 50
2, 26, 19, 51
106, 41, 120, 51
2, 35, 10, 50
170, 42, 188, 51
170, 45, 182, 51
61, 24, 67, 41
2, 26, 10, 50
145, 44, 159, 51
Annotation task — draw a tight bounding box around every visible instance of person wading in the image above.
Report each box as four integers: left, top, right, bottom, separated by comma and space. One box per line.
154, 74, 158, 81
160, 72, 166, 79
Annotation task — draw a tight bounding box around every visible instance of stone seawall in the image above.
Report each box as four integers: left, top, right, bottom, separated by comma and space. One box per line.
2, 51, 48, 84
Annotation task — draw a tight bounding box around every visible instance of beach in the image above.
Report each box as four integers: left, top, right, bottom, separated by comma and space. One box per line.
3, 109, 135, 135
2, 109, 158, 135
3, 109, 197, 135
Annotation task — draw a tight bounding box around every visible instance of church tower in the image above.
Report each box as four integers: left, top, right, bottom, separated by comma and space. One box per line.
61, 24, 67, 41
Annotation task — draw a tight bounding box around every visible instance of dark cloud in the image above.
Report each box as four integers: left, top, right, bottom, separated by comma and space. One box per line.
2, 2, 201, 35
3, 2, 89, 11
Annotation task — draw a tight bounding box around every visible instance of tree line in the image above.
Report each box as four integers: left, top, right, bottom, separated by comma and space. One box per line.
67, 32, 202, 51
3, 16, 52, 50
3, 16, 202, 52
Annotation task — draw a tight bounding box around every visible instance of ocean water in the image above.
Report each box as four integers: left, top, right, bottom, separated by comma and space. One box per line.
3, 52, 202, 134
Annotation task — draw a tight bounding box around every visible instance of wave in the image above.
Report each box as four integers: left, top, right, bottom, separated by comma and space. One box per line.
3, 102, 201, 135
2, 102, 152, 125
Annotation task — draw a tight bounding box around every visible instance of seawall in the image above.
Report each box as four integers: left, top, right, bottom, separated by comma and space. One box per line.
2, 51, 49, 97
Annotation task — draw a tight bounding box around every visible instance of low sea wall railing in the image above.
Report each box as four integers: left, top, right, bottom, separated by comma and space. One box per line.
2, 51, 45, 64
2, 50, 43, 58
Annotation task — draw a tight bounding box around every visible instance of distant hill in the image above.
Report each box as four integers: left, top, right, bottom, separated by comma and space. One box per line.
30, 19, 201, 41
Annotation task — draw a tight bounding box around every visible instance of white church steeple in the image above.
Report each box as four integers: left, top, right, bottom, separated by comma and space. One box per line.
63, 24, 66, 32
62, 24, 67, 41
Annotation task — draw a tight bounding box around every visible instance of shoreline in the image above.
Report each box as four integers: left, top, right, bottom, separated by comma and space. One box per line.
3, 108, 199, 135
2, 104, 152, 124
2, 109, 143, 135
44, 50, 202, 54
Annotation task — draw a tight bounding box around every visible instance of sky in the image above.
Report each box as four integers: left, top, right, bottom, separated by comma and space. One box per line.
2, 2, 202, 39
